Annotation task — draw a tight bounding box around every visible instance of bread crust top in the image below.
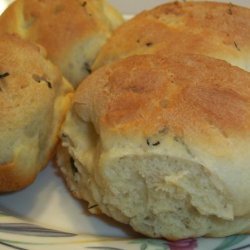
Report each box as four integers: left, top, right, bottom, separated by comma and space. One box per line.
0, 34, 62, 136
0, 0, 123, 85
76, 54, 250, 136
72, 53, 250, 216
0, 0, 122, 60
93, 1, 250, 70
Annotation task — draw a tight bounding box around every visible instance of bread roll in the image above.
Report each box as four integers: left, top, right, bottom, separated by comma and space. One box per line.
57, 53, 250, 240
0, 34, 72, 192
0, 0, 123, 87
93, 2, 250, 72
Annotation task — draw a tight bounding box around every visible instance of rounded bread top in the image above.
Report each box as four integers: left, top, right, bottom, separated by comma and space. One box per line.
93, 1, 250, 71
0, 0, 123, 85
0, 33, 72, 167
73, 54, 250, 216
75, 54, 250, 137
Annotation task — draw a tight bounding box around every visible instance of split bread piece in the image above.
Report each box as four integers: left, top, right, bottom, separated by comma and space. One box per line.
93, 1, 250, 72
0, 0, 123, 87
57, 53, 250, 240
0, 34, 73, 192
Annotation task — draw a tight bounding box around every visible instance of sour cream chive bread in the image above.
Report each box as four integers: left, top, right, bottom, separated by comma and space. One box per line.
93, 1, 250, 72
57, 53, 250, 240
0, 0, 124, 87
0, 34, 73, 192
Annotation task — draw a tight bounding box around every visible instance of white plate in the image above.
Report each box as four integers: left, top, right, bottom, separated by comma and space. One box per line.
1, 0, 250, 249
0, 165, 250, 250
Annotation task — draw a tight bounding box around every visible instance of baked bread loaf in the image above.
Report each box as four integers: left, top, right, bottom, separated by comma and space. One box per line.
0, 34, 72, 192
93, 1, 250, 72
57, 53, 250, 240
0, 0, 123, 87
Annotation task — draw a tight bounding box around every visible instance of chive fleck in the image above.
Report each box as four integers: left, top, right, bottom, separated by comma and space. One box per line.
70, 157, 79, 175
0, 72, 10, 79
61, 133, 68, 138
234, 41, 240, 51
227, 3, 233, 15
32, 74, 53, 89
146, 138, 160, 146
88, 204, 98, 209
84, 62, 92, 74
146, 42, 153, 47
152, 141, 160, 146
45, 80, 52, 89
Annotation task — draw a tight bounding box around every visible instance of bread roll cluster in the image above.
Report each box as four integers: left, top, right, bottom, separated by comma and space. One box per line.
2, 0, 250, 240
0, 0, 123, 86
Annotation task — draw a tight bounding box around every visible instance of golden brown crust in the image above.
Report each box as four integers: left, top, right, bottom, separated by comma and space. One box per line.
0, 34, 73, 192
75, 54, 250, 142
93, 1, 250, 70
61, 53, 250, 239
0, 0, 123, 85
0, 162, 35, 192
